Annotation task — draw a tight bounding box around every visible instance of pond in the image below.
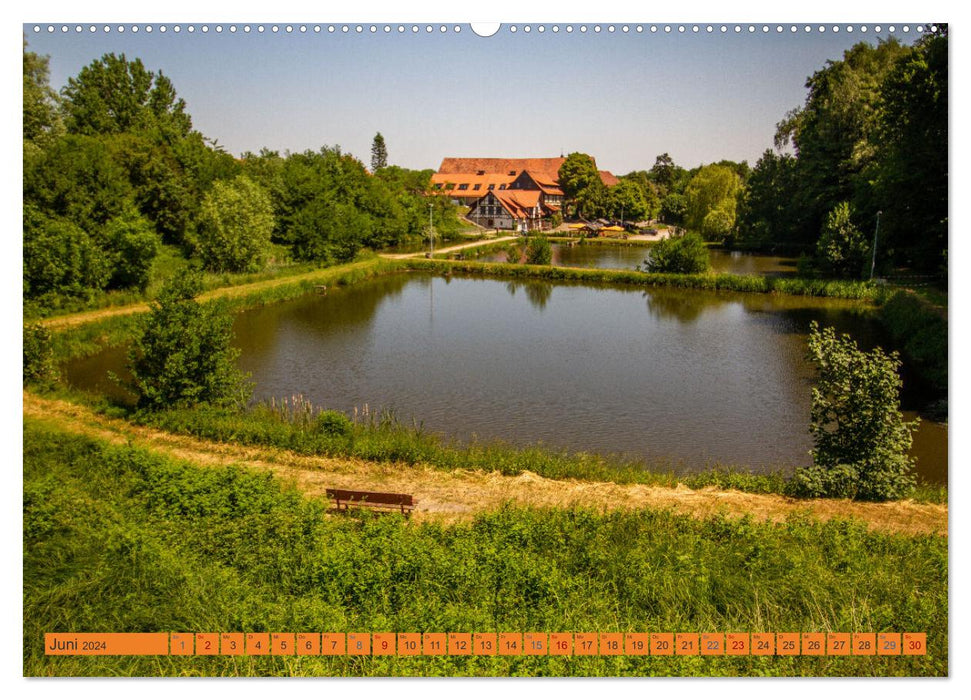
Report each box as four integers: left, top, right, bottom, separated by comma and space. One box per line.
64, 272, 947, 484
476, 242, 799, 276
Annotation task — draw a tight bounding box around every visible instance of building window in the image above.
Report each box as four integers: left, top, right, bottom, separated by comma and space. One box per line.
473, 184, 481, 190
488, 184, 495, 190
499, 184, 507, 190
458, 183, 468, 191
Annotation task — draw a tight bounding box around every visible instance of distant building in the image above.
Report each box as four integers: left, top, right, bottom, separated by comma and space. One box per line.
466, 189, 556, 232
431, 156, 618, 230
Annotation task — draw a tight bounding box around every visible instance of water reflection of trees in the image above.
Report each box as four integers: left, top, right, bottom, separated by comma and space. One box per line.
505, 280, 554, 310
643, 288, 728, 323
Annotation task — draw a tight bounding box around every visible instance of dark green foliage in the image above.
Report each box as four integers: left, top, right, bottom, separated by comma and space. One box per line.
23, 421, 948, 676
644, 233, 710, 274
872, 31, 948, 271
558, 152, 602, 218
747, 35, 947, 273
816, 202, 870, 278
525, 236, 553, 265
24, 134, 133, 235
734, 150, 801, 249
794, 323, 917, 501
370, 132, 387, 172
878, 291, 947, 392
128, 270, 251, 410
102, 208, 160, 290
23, 205, 109, 302
23, 323, 57, 384
660, 193, 687, 225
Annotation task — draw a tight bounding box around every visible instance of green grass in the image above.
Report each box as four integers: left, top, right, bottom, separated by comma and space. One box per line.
23, 420, 947, 677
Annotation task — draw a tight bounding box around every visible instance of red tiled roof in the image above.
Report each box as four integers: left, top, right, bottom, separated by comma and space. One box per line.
430, 172, 513, 194
437, 157, 567, 176
599, 170, 620, 187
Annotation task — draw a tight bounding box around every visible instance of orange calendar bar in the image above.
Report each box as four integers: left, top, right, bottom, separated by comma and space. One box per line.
625, 633, 649, 656
499, 633, 523, 656
321, 633, 346, 656
802, 633, 825, 656
550, 632, 573, 656
45, 633, 169, 656
827, 633, 850, 656
220, 633, 244, 656
751, 633, 774, 656
903, 633, 927, 656
524, 633, 547, 655
448, 633, 472, 655
474, 633, 497, 656
195, 633, 218, 656
701, 633, 724, 656
878, 633, 901, 656
171, 633, 193, 656
600, 633, 623, 656
296, 633, 320, 656
777, 632, 800, 656
423, 633, 447, 655
574, 633, 598, 656
43, 631, 928, 657
676, 633, 699, 655
651, 633, 674, 656
727, 633, 749, 656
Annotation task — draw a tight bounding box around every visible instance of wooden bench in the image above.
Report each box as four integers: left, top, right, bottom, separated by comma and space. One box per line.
325, 488, 416, 517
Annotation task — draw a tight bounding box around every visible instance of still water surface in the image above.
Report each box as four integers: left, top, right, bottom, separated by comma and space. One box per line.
64, 273, 946, 483
478, 243, 799, 276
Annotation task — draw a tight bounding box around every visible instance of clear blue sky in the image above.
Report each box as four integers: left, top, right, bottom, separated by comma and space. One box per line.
23, 23, 925, 174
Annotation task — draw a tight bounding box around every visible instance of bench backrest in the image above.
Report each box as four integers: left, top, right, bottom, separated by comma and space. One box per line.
326, 488, 415, 507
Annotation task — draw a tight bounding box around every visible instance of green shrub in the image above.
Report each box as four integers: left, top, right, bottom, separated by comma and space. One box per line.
128, 269, 252, 410
643, 232, 710, 273
525, 236, 552, 265
797, 322, 917, 501
23, 322, 57, 384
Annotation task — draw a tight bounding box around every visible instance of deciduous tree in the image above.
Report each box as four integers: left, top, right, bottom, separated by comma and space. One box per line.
196, 176, 275, 273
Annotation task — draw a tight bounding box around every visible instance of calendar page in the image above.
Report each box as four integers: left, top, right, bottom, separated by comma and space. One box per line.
20, 9, 949, 683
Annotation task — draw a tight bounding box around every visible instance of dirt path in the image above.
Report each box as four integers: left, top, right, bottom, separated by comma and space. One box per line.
380, 236, 518, 260
23, 392, 947, 535
37, 261, 383, 331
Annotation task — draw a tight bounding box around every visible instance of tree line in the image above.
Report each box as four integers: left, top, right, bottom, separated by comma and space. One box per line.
23, 42, 460, 311
560, 30, 946, 278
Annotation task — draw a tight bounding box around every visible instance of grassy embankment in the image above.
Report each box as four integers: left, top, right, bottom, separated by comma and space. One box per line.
24, 420, 947, 677
407, 258, 887, 300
